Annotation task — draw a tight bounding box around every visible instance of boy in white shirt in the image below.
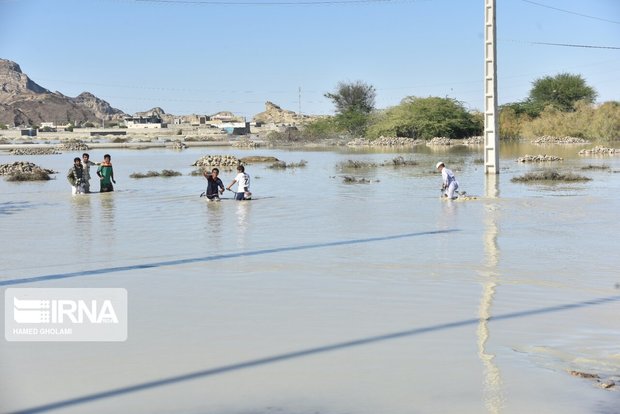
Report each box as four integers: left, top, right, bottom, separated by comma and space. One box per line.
227, 165, 251, 200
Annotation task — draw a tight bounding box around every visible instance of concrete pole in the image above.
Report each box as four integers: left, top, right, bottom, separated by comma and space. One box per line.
484, 0, 500, 174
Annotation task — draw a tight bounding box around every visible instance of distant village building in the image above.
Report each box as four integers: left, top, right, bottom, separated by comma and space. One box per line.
124, 115, 167, 129
219, 121, 250, 135
21, 128, 37, 136
187, 115, 208, 126
200, 111, 248, 134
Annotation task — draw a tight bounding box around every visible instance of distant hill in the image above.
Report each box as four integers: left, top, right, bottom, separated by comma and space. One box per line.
0, 58, 127, 126
0, 59, 325, 128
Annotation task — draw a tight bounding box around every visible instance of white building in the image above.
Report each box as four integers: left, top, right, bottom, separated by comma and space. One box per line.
124, 115, 167, 129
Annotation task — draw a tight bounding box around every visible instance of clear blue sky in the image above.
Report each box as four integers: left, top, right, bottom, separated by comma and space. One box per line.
1, 0, 618, 118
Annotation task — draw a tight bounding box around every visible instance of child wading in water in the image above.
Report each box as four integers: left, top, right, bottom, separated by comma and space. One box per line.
227, 165, 251, 200
97, 154, 116, 192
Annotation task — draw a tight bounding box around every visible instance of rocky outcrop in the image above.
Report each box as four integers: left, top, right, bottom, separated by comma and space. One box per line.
462, 136, 484, 145
532, 136, 588, 144
169, 141, 187, 150
426, 136, 484, 146
347, 136, 423, 147
135, 107, 174, 124
0, 60, 49, 100
232, 139, 260, 148
0, 58, 127, 126
253, 101, 309, 125
0, 161, 55, 175
211, 111, 237, 120
192, 155, 242, 168
71, 92, 125, 121
60, 142, 89, 151
427, 137, 453, 146
516, 154, 563, 162
578, 146, 619, 155
9, 148, 62, 155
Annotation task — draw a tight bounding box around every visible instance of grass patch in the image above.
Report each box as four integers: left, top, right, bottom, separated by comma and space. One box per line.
511, 171, 591, 183
389, 156, 417, 166
240, 156, 280, 164
130, 169, 182, 179
343, 176, 371, 184
340, 157, 420, 170
268, 160, 308, 169
189, 169, 207, 176
112, 137, 129, 143
580, 164, 610, 170
6, 169, 51, 181
339, 160, 378, 169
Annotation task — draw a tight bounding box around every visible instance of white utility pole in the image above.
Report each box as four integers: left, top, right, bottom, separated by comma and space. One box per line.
298, 86, 302, 118
484, 0, 499, 174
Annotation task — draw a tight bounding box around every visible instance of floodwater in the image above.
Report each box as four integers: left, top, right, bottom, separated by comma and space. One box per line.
1, 142, 619, 413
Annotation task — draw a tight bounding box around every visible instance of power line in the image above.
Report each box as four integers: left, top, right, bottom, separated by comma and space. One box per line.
519, 0, 620, 25
35, 77, 322, 94
503, 39, 620, 50
134, 0, 399, 5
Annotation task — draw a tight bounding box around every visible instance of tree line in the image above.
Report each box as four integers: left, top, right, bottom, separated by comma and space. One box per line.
295, 73, 618, 142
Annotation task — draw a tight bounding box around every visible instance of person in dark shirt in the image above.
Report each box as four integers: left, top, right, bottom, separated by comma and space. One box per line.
204, 168, 225, 201
67, 157, 85, 195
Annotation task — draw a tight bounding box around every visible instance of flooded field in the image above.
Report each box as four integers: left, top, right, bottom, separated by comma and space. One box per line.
1, 142, 619, 413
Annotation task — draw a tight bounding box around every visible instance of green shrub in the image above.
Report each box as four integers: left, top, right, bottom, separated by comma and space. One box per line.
366, 96, 482, 140
300, 117, 343, 140
265, 128, 306, 143
527, 73, 597, 113
499, 99, 619, 142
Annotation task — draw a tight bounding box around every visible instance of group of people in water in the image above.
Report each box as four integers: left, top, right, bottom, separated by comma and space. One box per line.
66, 153, 252, 200
203, 165, 252, 201
67, 153, 115, 195
66, 153, 456, 200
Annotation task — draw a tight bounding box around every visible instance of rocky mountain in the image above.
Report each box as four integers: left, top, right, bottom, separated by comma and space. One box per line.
0, 59, 49, 99
0, 58, 127, 126
71, 92, 125, 121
